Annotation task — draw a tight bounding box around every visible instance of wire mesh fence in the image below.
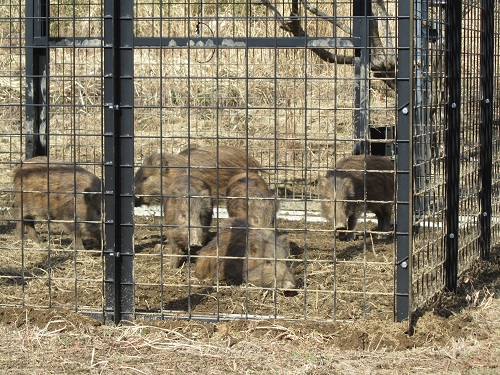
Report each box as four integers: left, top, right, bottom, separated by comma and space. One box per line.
0, 0, 498, 324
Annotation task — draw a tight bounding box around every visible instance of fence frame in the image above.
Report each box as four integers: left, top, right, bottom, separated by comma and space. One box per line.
395, 0, 412, 324
103, 0, 135, 325
21, 0, 497, 324
480, 0, 495, 261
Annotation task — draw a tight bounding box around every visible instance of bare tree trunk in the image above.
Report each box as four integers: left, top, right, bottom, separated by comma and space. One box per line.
370, 0, 396, 83
257, 0, 396, 86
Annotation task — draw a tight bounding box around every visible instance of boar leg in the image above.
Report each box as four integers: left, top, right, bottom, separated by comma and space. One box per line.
165, 240, 186, 268
73, 236, 86, 250
375, 204, 393, 233
341, 214, 358, 241
68, 225, 86, 250
21, 218, 40, 243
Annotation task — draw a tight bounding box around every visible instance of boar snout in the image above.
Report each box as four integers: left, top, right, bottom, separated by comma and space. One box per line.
277, 270, 296, 290
135, 196, 145, 207
189, 228, 206, 247
280, 280, 296, 291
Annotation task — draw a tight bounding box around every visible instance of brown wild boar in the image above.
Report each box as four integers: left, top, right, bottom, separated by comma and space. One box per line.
12, 156, 102, 249
317, 155, 394, 241
134, 146, 264, 206
178, 146, 264, 195
195, 218, 295, 289
225, 171, 277, 228
163, 174, 213, 267
134, 152, 189, 206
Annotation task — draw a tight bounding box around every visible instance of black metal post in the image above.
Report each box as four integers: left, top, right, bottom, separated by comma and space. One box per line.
25, 0, 49, 158
413, 0, 432, 215
353, 0, 370, 154
479, 0, 494, 260
395, 0, 412, 323
444, 0, 462, 292
104, 0, 135, 324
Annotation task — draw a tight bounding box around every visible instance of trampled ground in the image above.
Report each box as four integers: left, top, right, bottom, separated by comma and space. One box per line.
0, 253, 498, 375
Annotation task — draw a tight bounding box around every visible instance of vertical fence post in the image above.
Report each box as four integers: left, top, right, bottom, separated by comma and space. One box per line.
479, 0, 494, 261
103, 0, 135, 324
444, 0, 462, 292
353, 0, 370, 153
25, 0, 49, 158
413, 0, 431, 215
395, 0, 412, 323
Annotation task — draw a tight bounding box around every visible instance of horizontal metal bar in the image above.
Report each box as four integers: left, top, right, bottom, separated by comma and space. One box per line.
32, 37, 103, 47
135, 36, 359, 49
33, 36, 359, 49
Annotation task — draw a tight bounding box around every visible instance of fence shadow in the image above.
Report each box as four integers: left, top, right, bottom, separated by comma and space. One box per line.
163, 287, 213, 311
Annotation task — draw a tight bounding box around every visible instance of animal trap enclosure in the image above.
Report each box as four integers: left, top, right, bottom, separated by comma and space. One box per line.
0, 0, 498, 325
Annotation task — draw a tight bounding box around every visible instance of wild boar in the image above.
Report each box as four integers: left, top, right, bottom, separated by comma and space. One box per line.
163, 174, 213, 267
134, 152, 189, 206
195, 218, 295, 289
134, 146, 264, 206
318, 155, 394, 241
225, 171, 277, 228
12, 156, 102, 249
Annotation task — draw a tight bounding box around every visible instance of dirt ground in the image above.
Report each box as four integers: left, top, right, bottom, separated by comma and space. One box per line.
0, 208, 397, 320
0, 206, 499, 375
0, 253, 497, 374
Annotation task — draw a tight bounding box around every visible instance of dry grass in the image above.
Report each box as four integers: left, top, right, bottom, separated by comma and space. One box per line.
0, 285, 497, 374
0, 1, 393, 175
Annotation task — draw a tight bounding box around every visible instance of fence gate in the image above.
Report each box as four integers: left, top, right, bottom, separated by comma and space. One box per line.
0, 0, 498, 326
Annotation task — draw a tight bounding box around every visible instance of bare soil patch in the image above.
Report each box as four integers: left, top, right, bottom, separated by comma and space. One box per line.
0, 212, 397, 321
0, 253, 497, 374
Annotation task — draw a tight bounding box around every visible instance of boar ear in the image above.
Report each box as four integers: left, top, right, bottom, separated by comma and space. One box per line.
317, 177, 330, 197
134, 169, 143, 183
83, 190, 99, 205
163, 153, 183, 169
146, 153, 160, 166
160, 154, 170, 166
160, 157, 171, 175
200, 189, 210, 197
276, 234, 290, 258
248, 241, 260, 257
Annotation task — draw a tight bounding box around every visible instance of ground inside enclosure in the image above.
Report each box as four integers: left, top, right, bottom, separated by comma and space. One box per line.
0, 210, 396, 321
0, 254, 497, 374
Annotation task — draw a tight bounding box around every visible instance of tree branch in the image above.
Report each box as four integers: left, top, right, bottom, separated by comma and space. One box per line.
300, 0, 351, 35
255, 0, 395, 86
257, 0, 353, 64
282, 14, 353, 64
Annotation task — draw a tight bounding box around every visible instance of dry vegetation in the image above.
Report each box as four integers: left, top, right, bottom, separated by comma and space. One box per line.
0, 1, 499, 373
0, 255, 498, 374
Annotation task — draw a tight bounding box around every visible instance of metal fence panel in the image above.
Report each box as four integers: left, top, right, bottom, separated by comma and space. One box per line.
0, 0, 497, 325
491, 0, 500, 250
411, 0, 499, 311
1, 0, 106, 317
